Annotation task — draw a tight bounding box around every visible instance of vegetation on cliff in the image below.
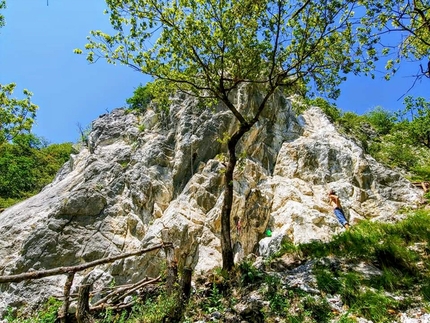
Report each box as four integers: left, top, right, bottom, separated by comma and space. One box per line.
4, 209, 430, 322
305, 96, 430, 185
0, 134, 73, 209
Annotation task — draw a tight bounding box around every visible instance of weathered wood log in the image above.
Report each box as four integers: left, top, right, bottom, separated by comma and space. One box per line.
412, 181, 430, 192
162, 229, 177, 295
0, 243, 171, 284
181, 267, 192, 302
76, 284, 93, 323
166, 262, 178, 296
163, 268, 192, 323
91, 275, 161, 309
58, 271, 75, 323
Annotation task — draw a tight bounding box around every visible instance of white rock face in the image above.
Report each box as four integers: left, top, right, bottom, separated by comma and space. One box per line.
0, 90, 422, 315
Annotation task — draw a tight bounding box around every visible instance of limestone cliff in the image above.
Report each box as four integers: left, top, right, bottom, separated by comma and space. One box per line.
0, 90, 422, 314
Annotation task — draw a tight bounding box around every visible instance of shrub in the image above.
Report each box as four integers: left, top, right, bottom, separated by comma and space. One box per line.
126, 84, 154, 112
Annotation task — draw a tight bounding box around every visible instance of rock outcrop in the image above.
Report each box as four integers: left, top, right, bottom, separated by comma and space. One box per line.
0, 89, 422, 315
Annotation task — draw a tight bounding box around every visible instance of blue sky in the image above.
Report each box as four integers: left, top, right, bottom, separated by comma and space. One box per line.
0, 1, 428, 143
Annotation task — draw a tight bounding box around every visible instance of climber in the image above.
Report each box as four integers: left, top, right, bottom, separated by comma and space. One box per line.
328, 190, 350, 229
234, 216, 242, 235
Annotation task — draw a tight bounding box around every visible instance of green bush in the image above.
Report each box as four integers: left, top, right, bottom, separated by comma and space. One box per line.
239, 261, 264, 286
364, 106, 395, 135
263, 274, 289, 314
4, 297, 62, 323
0, 134, 72, 208
126, 84, 154, 112
350, 290, 398, 323
302, 295, 332, 323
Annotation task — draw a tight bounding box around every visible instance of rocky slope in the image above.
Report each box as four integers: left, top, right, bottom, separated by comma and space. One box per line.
0, 89, 423, 316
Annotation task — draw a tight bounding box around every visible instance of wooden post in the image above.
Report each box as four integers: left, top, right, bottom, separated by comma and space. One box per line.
58, 271, 75, 323
162, 229, 178, 295
181, 267, 192, 302
76, 284, 93, 323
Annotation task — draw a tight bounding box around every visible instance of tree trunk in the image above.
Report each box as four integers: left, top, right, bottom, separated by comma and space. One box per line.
221, 123, 250, 271
218, 88, 273, 272
221, 153, 236, 272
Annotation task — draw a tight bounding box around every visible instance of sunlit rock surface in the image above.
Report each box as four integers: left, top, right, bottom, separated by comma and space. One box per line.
0, 90, 422, 315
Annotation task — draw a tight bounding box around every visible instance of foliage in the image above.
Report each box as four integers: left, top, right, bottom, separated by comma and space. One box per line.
76, 122, 92, 146
9, 211, 419, 323
263, 274, 289, 314
400, 96, 430, 149
0, 83, 38, 144
300, 210, 430, 302
0, 0, 4, 28
103, 291, 178, 323
360, 0, 430, 82
324, 100, 430, 176
238, 260, 263, 286
364, 106, 395, 135
202, 283, 224, 313
314, 265, 342, 295
126, 83, 154, 112
0, 134, 72, 208
4, 297, 61, 323
292, 211, 430, 322
301, 295, 332, 323
410, 164, 430, 182
1, 2, 39, 146
78, 0, 385, 272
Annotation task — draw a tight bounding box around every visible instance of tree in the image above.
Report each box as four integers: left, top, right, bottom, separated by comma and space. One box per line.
364, 106, 395, 135
78, 0, 381, 271
0, 83, 38, 143
0, 133, 73, 208
126, 83, 154, 111
0, 2, 38, 144
401, 96, 430, 148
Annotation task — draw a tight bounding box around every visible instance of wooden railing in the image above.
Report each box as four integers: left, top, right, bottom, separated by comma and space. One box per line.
0, 241, 177, 323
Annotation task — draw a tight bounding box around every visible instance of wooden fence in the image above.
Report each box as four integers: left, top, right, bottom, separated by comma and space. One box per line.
0, 240, 179, 323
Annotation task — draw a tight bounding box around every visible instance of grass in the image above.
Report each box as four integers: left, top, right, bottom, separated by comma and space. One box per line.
4, 297, 61, 323
95, 209, 430, 322
6, 210, 430, 323
296, 210, 430, 322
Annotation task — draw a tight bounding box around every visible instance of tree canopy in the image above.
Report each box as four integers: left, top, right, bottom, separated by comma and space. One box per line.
78, 0, 425, 270
79, 0, 385, 100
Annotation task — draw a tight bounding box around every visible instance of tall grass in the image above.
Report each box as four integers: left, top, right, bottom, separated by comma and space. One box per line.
291, 210, 430, 322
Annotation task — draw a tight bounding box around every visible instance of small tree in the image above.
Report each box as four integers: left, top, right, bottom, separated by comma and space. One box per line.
0, 83, 38, 144
364, 106, 395, 135
78, 0, 381, 271
401, 96, 430, 148
126, 83, 154, 111
0, 3, 38, 144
